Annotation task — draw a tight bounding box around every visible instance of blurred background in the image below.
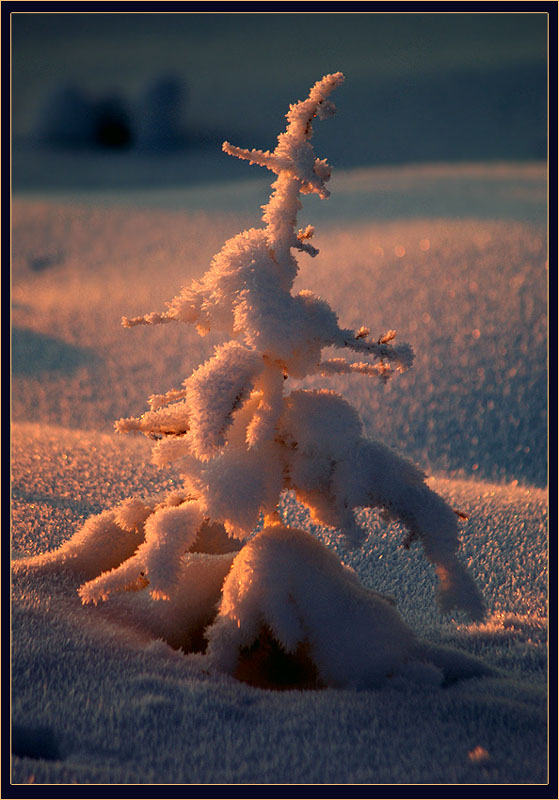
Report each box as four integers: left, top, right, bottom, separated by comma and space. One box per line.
11, 10, 548, 190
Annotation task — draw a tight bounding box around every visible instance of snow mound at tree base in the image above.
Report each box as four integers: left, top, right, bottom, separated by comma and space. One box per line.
206, 525, 491, 690
231, 628, 493, 691
14, 514, 491, 691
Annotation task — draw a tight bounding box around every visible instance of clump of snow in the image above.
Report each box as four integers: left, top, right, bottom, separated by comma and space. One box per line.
206, 523, 469, 689
282, 391, 484, 619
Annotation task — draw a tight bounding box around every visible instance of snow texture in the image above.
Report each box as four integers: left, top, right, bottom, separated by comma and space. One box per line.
10, 71, 548, 785
11, 425, 548, 784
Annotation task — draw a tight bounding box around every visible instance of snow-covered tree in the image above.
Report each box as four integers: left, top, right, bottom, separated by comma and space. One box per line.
36, 74, 485, 688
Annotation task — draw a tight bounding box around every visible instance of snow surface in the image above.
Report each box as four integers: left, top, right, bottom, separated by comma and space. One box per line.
11, 160, 548, 784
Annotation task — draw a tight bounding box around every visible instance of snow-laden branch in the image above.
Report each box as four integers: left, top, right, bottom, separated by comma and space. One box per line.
222, 71, 343, 202
316, 358, 394, 380
335, 332, 416, 372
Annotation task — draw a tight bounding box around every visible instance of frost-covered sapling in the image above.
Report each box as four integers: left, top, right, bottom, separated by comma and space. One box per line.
27, 74, 485, 688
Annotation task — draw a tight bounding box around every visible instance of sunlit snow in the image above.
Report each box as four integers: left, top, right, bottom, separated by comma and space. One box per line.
11, 66, 547, 785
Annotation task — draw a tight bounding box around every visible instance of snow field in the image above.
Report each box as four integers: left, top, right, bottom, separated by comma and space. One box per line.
11, 421, 547, 784
10, 160, 548, 783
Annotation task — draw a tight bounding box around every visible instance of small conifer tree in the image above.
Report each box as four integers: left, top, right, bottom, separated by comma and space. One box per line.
39, 74, 485, 687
